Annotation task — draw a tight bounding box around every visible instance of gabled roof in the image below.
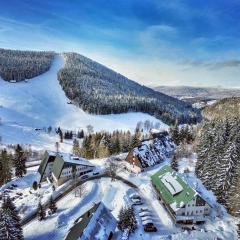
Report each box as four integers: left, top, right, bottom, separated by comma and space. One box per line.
38, 150, 57, 180
65, 202, 117, 240
52, 153, 94, 180
151, 165, 196, 212
133, 136, 175, 168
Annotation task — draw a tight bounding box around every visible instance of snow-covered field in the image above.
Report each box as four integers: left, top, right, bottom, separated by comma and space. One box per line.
0, 54, 167, 151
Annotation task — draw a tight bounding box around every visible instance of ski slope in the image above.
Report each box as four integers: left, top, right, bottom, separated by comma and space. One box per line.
0, 55, 167, 150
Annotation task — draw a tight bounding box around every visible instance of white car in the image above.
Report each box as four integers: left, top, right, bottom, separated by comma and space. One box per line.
142, 219, 153, 226
141, 216, 152, 222
131, 198, 143, 205
139, 211, 151, 217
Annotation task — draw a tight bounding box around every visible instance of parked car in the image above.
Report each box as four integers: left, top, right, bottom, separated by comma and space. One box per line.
141, 216, 152, 222
144, 223, 157, 232
81, 175, 89, 180
139, 211, 151, 217
93, 171, 100, 175
139, 206, 148, 212
129, 193, 141, 199
142, 219, 153, 226
131, 198, 143, 205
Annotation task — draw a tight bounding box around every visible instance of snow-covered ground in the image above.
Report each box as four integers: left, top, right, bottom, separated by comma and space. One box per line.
23, 177, 135, 240
0, 54, 167, 151
0, 152, 238, 240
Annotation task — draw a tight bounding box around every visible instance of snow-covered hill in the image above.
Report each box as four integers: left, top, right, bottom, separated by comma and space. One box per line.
0, 55, 167, 150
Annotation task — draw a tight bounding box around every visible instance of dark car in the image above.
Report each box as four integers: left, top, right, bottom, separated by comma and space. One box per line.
81, 175, 89, 180
144, 223, 157, 232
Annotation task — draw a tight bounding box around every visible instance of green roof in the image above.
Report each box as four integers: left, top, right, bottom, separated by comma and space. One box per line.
52, 155, 65, 180
151, 165, 196, 211
38, 151, 56, 181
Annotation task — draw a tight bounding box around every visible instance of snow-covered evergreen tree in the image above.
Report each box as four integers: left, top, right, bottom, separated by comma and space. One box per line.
14, 145, 26, 178
0, 150, 12, 186
117, 206, 137, 233
0, 196, 23, 240
196, 118, 240, 216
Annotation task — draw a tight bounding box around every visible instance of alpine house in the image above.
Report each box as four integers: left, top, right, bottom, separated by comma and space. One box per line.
37, 151, 94, 186
151, 165, 211, 224
125, 133, 175, 173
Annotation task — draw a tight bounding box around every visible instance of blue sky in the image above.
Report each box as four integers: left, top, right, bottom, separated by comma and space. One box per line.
0, 0, 240, 87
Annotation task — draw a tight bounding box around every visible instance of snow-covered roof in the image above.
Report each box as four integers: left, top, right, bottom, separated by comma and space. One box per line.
82, 202, 116, 239
65, 202, 117, 240
58, 153, 94, 167
132, 136, 175, 168
46, 150, 57, 156
160, 172, 183, 196
151, 165, 197, 212
52, 153, 94, 180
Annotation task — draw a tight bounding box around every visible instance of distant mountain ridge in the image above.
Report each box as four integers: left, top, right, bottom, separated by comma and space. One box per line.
0, 48, 199, 125
153, 85, 240, 100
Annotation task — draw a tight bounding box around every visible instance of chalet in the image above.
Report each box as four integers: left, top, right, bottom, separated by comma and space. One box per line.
65, 202, 116, 240
37, 151, 94, 186
151, 165, 211, 224
51, 153, 94, 186
125, 135, 175, 173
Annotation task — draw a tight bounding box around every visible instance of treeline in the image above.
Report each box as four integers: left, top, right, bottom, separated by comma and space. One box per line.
57, 52, 199, 125
0, 145, 28, 187
196, 119, 240, 217
73, 129, 145, 159
169, 124, 195, 145
0, 48, 55, 81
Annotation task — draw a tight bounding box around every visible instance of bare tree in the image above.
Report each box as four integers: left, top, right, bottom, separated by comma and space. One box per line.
86, 125, 94, 135
74, 183, 86, 198
105, 159, 120, 181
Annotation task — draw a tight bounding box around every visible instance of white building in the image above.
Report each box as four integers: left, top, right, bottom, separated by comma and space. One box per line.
37, 150, 57, 182
37, 151, 94, 186
151, 165, 211, 224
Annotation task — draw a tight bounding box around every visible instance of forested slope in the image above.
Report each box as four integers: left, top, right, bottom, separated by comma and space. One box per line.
196, 97, 240, 216
0, 49, 55, 81
202, 97, 240, 120
58, 53, 199, 125
154, 86, 240, 100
